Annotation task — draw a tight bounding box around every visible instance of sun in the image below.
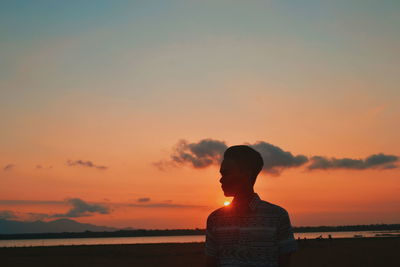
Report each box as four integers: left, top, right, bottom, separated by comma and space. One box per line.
224, 201, 231, 206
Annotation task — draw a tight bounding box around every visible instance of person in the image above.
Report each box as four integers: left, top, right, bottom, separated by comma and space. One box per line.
205, 145, 297, 267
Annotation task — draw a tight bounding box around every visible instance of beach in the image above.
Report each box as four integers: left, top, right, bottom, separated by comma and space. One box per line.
0, 237, 399, 267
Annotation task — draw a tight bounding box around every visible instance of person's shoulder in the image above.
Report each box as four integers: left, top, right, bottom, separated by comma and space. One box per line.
207, 206, 230, 222
257, 199, 289, 216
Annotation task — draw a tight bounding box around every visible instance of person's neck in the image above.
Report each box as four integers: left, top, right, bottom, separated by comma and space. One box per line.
233, 189, 255, 207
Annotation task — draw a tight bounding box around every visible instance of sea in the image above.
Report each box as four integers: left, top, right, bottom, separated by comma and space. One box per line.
0, 230, 398, 248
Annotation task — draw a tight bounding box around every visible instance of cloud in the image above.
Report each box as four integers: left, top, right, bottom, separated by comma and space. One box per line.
66, 160, 108, 170
3, 164, 14, 171
36, 164, 53, 169
0, 210, 55, 221
158, 139, 307, 175
24, 212, 52, 221
128, 203, 207, 209
158, 139, 399, 175
0, 210, 17, 219
137, 197, 151, 203
0, 198, 206, 221
0, 200, 62, 205
52, 198, 110, 218
172, 139, 227, 168
250, 141, 309, 174
155, 139, 227, 170
308, 153, 399, 170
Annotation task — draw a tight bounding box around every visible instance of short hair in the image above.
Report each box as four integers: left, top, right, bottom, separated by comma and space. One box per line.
223, 145, 264, 182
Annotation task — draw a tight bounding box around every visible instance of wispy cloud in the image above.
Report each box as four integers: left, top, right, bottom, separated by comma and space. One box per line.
36, 164, 53, 170
0, 200, 63, 205
0, 210, 49, 221
308, 153, 398, 170
0, 198, 111, 219
0, 198, 205, 210
66, 160, 108, 170
129, 197, 206, 208
52, 198, 110, 218
0, 210, 17, 219
128, 203, 207, 209
0, 198, 206, 222
3, 164, 14, 171
137, 197, 151, 203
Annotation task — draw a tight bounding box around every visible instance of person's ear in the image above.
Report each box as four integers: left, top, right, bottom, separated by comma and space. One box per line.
243, 169, 253, 179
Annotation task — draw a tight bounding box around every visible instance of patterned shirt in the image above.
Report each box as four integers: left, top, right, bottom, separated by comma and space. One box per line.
205, 193, 297, 267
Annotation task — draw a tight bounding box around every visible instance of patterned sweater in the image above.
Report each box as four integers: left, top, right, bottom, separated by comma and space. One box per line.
205, 193, 297, 266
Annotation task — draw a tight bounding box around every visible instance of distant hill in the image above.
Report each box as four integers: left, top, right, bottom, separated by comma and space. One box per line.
0, 219, 117, 234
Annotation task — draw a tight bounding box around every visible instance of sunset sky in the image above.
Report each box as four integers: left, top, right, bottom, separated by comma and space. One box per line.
1, 1, 399, 229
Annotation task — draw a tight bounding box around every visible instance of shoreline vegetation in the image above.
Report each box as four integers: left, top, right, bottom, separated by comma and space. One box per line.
1, 238, 399, 267
0, 224, 399, 240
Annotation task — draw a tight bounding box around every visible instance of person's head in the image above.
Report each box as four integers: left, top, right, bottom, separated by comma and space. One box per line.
219, 145, 264, 197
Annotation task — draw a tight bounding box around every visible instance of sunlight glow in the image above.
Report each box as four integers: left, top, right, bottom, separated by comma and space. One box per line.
224, 201, 231, 206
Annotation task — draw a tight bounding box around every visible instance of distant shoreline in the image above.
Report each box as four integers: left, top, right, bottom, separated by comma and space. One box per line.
1, 224, 399, 240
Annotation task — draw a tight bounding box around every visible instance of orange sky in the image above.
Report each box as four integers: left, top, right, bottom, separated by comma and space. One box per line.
1, 1, 399, 229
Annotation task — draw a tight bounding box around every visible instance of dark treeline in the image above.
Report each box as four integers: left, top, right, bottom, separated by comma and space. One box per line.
0, 229, 205, 240
293, 224, 400, 233
1, 224, 399, 240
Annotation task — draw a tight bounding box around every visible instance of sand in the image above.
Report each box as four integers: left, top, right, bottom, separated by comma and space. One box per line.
0, 237, 399, 267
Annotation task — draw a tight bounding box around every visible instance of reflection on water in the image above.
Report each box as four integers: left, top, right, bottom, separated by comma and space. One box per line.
0, 231, 395, 248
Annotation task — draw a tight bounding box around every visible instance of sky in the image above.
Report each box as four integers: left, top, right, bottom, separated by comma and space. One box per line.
0, 0, 399, 229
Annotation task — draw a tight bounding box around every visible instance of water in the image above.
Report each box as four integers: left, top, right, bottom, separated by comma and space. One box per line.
0, 231, 397, 248
0, 235, 206, 248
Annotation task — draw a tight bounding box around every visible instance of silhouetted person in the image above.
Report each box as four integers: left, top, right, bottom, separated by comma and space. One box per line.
205, 145, 297, 267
